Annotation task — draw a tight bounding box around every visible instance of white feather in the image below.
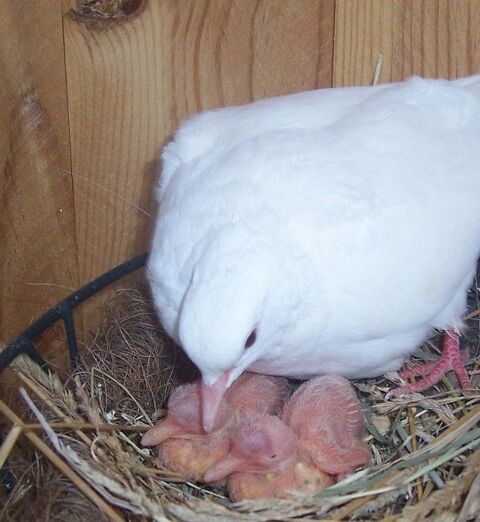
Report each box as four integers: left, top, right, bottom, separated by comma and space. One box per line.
149, 76, 480, 383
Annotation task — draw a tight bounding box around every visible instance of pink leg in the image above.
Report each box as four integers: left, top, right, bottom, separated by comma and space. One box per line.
389, 331, 471, 397
399, 361, 439, 378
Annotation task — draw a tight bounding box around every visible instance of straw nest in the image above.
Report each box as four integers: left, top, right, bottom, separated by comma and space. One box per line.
1, 286, 480, 521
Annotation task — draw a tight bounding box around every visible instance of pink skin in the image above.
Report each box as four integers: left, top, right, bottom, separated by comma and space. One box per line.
225, 373, 291, 416
202, 372, 291, 433
227, 453, 334, 501
203, 414, 334, 500
389, 330, 471, 397
141, 381, 232, 482
203, 414, 298, 483
155, 430, 231, 483
142, 374, 291, 482
283, 375, 371, 476
201, 372, 291, 432
141, 382, 229, 446
142, 373, 290, 446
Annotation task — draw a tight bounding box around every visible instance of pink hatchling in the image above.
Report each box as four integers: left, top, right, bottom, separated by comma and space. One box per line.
204, 414, 334, 500
141, 373, 289, 481
283, 375, 371, 477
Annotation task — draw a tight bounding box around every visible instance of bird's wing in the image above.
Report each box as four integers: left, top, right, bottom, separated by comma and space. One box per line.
231, 77, 480, 340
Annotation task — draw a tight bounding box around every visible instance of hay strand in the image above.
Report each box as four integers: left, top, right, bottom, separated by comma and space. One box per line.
1, 287, 479, 520
2, 421, 149, 432
0, 425, 22, 470
0, 395, 125, 522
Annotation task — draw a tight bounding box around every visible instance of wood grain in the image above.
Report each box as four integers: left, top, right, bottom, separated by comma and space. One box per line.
0, 1, 78, 370
3, 0, 480, 373
62, 0, 335, 287
334, 0, 480, 86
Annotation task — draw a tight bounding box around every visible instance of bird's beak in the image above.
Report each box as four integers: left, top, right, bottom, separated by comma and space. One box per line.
201, 370, 231, 433
203, 454, 244, 483
141, 418, 182, 446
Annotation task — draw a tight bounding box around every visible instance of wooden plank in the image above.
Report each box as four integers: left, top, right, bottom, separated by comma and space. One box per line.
0, 1, 78, 370
62, 0, 335, 290
333, 0, 480, 86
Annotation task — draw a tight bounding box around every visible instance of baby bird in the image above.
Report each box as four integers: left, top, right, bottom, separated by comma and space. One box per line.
204, 414, 333, 500
141, 381, 224, 446
141, 373, 290, 482
142, 373, 289, 445
228, 456, 334, 501
141, 381, 229, 481
156, 429, 230, 482
226, 372, 291, 416
283, 375, 371, 477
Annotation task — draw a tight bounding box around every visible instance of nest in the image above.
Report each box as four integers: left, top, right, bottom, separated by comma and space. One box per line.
1, 287, 480, 521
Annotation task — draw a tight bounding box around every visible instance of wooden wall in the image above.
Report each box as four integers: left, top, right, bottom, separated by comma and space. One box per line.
1, 0, 480, 367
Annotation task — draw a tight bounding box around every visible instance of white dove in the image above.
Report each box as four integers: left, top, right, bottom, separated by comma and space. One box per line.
149, 76, 480, 431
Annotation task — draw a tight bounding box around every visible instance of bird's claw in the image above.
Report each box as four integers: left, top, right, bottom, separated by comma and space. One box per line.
385, 386, 409, 400
386, 331, 472, 399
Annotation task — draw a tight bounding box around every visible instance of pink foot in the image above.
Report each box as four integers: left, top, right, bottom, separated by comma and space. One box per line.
388, 331, 471, 397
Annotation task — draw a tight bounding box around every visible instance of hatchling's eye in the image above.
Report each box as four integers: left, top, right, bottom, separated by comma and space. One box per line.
245, 329, 257, 349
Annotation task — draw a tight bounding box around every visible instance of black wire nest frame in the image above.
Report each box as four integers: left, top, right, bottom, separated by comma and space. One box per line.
0, 253, 148, 375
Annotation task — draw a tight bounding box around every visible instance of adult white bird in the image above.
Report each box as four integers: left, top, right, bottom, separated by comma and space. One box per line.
148, 76, 480, 431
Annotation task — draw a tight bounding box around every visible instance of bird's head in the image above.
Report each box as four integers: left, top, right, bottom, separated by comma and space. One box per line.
203, 415, 298, 482
176, 227, 290, 432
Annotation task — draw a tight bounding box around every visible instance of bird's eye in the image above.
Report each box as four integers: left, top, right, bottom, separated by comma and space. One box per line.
245, 329, 257, 349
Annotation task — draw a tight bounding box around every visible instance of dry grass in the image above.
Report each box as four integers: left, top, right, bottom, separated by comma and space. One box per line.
1, 286, 480, 521
1, 445, 109, 522
74, 288, 188, 423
